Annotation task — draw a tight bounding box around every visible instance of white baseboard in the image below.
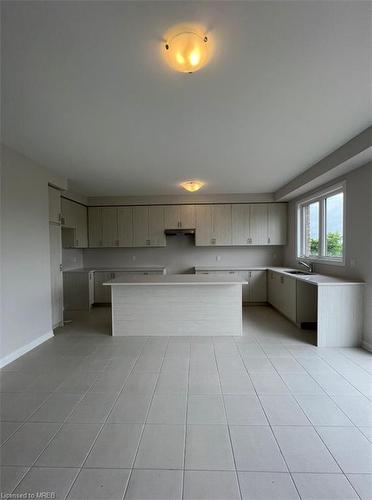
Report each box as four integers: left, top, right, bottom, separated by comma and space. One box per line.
361, 339, 372, 353
0, 330, 54, 368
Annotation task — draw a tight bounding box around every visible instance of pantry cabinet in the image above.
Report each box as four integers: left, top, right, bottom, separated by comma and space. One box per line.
195, 204, 232, 246
61, 198, 88, 248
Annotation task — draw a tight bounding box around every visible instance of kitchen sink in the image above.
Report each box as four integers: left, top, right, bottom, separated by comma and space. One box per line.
286, 270, 312, 275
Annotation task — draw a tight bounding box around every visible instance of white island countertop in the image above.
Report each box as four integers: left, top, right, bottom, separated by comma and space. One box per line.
63, 266, 166, 273
104, 274, 246, 286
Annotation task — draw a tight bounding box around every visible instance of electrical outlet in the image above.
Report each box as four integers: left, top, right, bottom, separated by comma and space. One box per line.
216, 255, 221, 261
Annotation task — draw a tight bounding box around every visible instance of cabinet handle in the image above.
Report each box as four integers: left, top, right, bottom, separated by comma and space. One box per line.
146, 239, 150, 246
229, 271, 234, 274
249, 271, 252, 278
211, 238, 216, 245
268, 237, 271, 244
179, 221, 182, 228
247, 237, 252, 244
280, 276, 284, 284
75, 239, 79, 246
61, 217, 65, 225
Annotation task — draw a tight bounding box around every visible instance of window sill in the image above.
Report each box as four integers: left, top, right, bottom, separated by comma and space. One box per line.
297, 257, 345, 267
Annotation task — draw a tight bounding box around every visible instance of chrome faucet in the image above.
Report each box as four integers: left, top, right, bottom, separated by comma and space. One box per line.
298, 260, 314, 273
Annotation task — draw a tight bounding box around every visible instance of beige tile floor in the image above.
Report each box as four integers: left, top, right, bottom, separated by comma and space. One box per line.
1, 306, 372, 499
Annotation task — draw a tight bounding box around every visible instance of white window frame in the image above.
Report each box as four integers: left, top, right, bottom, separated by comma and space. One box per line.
296, 181, 346, 266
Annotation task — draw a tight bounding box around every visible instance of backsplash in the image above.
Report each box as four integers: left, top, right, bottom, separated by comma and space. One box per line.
81, 234, 284, 274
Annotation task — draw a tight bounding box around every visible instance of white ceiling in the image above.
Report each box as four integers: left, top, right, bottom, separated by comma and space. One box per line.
2, 1, 371, 196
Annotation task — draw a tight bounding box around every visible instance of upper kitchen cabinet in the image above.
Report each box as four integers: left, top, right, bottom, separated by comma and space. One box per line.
250, 204, 268, 245
101, 207, 118, 247
117, 207, 133, 247
268, 203, 287, 245
88, 207, 103, 247
61, 197, 88, 248
195, 204, 232, 246
164, 205, 196, 229
232, 204, 250, 245
232, 203, 287, 246
88, 206, 134, 247
48, 186, 61, 224
133, 206, 166, 247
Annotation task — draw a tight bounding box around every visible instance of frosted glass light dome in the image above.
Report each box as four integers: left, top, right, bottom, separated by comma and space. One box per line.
163, 25, 211, 73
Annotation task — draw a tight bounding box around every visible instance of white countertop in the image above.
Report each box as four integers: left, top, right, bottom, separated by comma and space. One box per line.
194, 265, 364, 286
194, 266, 267, 272
63, 266, 166, 273
104, 274, 246, 286
267, 267, 364, 286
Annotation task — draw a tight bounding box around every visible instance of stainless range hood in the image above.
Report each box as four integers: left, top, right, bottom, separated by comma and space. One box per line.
164, 228, 195, 236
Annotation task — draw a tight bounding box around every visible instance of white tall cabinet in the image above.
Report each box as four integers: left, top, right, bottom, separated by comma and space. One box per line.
48, 187, 63, 328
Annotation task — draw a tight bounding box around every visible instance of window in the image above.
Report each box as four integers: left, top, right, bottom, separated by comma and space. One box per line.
297, 183, 345, 264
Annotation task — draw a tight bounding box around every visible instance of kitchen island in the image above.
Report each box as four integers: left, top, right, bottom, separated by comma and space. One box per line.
104, 274, 245, 336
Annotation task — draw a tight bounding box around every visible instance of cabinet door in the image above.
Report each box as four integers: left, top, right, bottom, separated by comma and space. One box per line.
239, 271, 250, 302
94, 272, 112, 303
249, 270, 267, 302
48, 187, 61, 223
280, 275, 297, 322
118, 207, 133, 247
195, 205, 213, 246
232, 204, 250, 245
164, 206, 180, 229
101, 207, 118, 247
133, 206, 149, 247
268, 204, 287, 245
250, 204, 268, 245
179, 205, 195, 228
75, 204, 88, 248
88, 207, 102, 247
49, 223, 63, 327
268, 271, 278, 308
213, 205, 232, 245
149, 206, 166, 246
61, 198, 75, 228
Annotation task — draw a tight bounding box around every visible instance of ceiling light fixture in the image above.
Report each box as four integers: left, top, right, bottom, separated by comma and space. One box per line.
163, 24, 211, 73
180, 180, 205, 192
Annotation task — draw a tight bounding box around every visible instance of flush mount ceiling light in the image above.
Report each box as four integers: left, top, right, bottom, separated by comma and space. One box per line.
180, 180, 205, 192
163, 24, 211, 73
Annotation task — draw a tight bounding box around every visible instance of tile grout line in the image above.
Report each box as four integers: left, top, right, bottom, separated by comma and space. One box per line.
119, 336, 171, 500
212, 338, 243, 500
181, 340, 191, 500
62, 336, 153, 500
233, 335, 304, 500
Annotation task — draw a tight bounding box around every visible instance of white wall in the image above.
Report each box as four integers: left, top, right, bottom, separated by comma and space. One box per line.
283, 162, 372, 347
0, 146, 66, 364
82, 235, 284, 274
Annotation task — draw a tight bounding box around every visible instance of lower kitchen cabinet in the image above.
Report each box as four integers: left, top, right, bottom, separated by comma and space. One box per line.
94, 271, 114, 303
268, 270, 296, 323
63, 271, 94, 310
196, 269, 267, 304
